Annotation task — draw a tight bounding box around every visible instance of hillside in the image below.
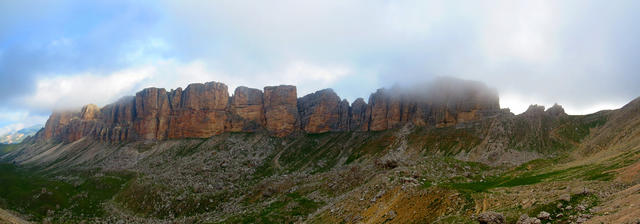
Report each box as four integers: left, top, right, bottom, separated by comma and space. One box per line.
1, 79, 639, 223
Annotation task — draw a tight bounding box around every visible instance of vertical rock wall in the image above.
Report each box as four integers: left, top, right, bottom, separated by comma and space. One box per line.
37, 78, 502, 142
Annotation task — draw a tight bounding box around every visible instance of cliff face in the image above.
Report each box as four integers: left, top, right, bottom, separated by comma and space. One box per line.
168, 82, 229, 139
37, 78, 501, 143
227, 86, 265, 132
298, 89, 349, 133
263, 85, 299, 137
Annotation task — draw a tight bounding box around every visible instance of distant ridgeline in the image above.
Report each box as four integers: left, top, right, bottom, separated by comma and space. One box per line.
35, 78, 507, 143
0, 125, 42, 144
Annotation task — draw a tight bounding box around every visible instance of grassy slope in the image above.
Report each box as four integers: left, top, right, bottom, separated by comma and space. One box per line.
0, 164, 133, 222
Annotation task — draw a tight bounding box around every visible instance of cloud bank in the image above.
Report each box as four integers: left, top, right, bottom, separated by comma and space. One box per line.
1, 0, 640, 134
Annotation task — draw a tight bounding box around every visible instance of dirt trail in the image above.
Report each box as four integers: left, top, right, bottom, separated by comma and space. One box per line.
0, 208, 29, 224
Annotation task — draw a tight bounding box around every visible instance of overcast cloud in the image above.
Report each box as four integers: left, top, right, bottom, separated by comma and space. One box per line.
1, 0, 639, 135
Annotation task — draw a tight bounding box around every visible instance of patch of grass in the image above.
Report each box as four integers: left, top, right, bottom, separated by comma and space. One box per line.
0, 144, 19, 155
444, 164, 579, 192
528, 192, 599, 223
223, 192, 323, 224
408, 126, 483, 156
277, 132, 373, 174
175, 139, 208, 157
253, 154, 277, 178
115, 179, 230, 218
0, 163, 132, 222
345, 151, 361, 164
446, 158, 623, 193
435, 215, 475, 224
556, 115, 608, 143
421, 180, 433, 189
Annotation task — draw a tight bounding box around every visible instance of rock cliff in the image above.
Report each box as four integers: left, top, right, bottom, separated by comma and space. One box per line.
298, 89, 349, 133
227, 86, 266, 132
37, 78, 501, 142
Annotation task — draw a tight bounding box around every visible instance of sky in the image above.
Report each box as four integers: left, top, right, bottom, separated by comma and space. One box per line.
1, 0, 640, 136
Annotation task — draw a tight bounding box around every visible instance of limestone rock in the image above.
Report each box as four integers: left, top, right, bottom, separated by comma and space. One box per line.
477, 211, 505, 224
537, 211, 550, 220
298, 89, 348, 133
349, 98, 368, 131
227, 86, 265, 132
134, 88, 171, 140
98, 96, 136, 142
80, 104, 100, 120
168, 82, 229, 138
546, 103, 567, 117
264, 85, 299, 137
516, 214, 541, 224
42, 111, 75, 141
37, 78, 503, 142
523, 105, 546, 117
367, 89, 391, 131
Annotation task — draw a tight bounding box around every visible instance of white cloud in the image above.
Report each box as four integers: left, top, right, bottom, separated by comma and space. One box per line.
0, 110, 47, 136
22, 67, 154, 110
144, 59, 352, 97
500, 92, 628, 115
17, 59, 352, 112
480, 1, 558, 64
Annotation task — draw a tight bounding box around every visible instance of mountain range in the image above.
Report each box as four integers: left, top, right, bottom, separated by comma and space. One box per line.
0, 125, 42, 144
1, 77, 639, 223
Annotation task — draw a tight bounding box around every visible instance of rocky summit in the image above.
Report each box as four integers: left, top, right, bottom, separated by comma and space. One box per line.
1, 78, 640, 224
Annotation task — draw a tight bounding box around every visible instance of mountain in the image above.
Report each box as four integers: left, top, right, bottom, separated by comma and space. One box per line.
0, 125, 42, 144
1, 78, 639, 223
35, 77, 501, 143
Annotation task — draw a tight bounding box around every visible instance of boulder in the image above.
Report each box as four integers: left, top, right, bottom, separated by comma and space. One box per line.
476, 211, 505, 224
537, 211, 550, 220
516, 214, 541, 224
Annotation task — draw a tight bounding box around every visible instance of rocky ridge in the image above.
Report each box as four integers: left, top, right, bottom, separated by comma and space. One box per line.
37, 78, 503, 143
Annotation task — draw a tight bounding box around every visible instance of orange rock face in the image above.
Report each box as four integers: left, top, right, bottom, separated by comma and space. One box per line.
367, 89, 390, 131
298, 89, 349, 133
80, 104, 100, 120
134, 88, 171, 140
42, 111, 76, 140
227, 86, 265, 132
98, 97, 136, 142
264, 85, 299, 137
168, 82, 229, 138
37, 78, 501, 143
349, 98, 368, 131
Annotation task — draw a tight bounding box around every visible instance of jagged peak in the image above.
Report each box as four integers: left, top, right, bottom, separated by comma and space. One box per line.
545, 103, 567, 116
80, 104, 100, 120
523, 104, 546, 115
